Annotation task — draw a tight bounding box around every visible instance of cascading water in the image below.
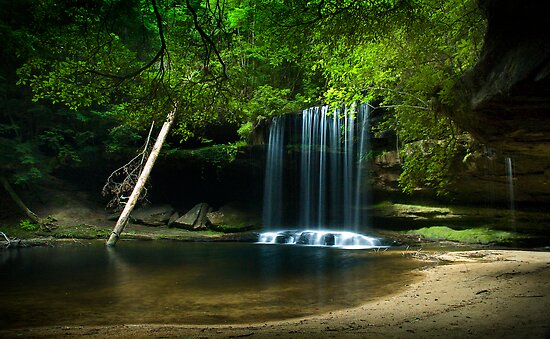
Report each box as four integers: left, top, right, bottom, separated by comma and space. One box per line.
259, 103, 382, 248
258, 230, 384, 249
262, 116, 285, 229
505, 156, 516, 225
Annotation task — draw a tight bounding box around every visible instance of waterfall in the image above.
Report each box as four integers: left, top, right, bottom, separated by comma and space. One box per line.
505, 156, 516, 224
262, 116, 285, 228
262, 104, 371, 232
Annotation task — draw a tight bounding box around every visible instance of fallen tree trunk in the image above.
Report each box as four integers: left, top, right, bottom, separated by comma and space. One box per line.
106, 103, 178, 247
0, 175, 40, 224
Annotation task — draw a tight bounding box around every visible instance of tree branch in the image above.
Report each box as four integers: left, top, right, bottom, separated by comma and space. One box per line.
185, 0, 228, 79
375, 104, 430, 111
85, 0, 167, 82
363, 86, 429, 106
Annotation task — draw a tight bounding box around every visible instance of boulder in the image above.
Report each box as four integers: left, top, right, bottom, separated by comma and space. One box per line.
131, 204, 175, 226
206, 210, 224, 226
172, 203, 211, 230
167, 211, 179, 227
206, 204, 259, 232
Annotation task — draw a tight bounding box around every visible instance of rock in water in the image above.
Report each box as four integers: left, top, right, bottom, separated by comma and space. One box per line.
173, 203, 211, 230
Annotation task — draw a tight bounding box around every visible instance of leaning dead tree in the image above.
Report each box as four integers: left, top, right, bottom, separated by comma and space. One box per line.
102, 0, 226, 246
0, 176, 57, 231
0, 175, 40, 224
102, 122, 155, 211
106, 103, 177, 247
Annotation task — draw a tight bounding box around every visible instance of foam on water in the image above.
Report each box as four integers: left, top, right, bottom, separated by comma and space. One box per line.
257, 230, 386, 249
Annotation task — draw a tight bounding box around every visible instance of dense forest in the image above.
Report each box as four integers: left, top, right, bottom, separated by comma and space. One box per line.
0, 0, 485, 197
4, 2, 550, 336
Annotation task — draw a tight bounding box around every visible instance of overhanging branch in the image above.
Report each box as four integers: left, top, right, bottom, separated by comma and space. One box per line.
185, 0, 228, 79
85, 0, 167, 82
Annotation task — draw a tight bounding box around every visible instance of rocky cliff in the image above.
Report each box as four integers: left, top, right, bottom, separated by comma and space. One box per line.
451, 0, 550, 157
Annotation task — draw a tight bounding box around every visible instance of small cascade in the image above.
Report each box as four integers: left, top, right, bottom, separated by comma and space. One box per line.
505, 156, 516, 224
257, 230, 384, 249
483, 146, 498, 208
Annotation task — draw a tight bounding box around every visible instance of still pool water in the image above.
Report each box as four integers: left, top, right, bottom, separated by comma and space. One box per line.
0, 241, 423, 328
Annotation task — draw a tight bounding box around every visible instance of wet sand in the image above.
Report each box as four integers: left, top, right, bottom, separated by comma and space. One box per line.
2, 250, 550, 338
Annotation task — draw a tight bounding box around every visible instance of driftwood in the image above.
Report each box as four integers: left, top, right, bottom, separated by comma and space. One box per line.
0, 232, 15, 248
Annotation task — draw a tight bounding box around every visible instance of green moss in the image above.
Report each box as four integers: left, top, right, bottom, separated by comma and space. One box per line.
211, 223, 256, 233
372, 202, 452, 213
406, 226, 524, 244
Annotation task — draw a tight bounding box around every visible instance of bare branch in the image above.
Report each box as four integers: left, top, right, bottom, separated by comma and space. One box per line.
102, 122, 156, 211
375, 104, 430, 111
1, 231, 12, 248
364, 86, 429, 106
186, 0, 228, 79
84, 0, 167, 82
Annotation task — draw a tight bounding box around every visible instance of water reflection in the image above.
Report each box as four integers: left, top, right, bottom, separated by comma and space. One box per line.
0, 242, 421, 328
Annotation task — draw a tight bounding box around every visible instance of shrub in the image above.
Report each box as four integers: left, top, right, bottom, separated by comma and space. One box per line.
19, 219, 40, 232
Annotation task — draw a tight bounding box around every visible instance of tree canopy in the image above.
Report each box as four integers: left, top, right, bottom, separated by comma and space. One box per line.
1, 0, 486, 195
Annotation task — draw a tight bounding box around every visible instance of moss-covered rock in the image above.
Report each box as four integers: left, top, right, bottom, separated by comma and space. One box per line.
405, 226, 526, 245
207, 204, 260, 233
371, 201, 550, 234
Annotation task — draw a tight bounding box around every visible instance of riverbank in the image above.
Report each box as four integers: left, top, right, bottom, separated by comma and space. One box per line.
1, 249, 549, 338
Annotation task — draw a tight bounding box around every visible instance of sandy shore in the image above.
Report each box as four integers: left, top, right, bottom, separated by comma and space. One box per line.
2, 249, 550, 338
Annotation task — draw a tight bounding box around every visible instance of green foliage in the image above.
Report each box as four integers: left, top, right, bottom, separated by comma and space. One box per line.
105, 124, 143, 154
19, 219, 40, 232
1, 0, 487, 196
0, 138, 45, 184
237, 121, 254, 141
244, 85, 307, 119
302, 0, 485, 194
398, 140, 458, 196
168, 141, 246, 170
406, 226, 523, 245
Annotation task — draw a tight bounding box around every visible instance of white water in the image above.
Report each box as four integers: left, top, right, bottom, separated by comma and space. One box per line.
505, 156, 516, 224
257, 230, 384, 249
263, 104, 370, 229
262, 116, 285, 228
260, 104, 378, 248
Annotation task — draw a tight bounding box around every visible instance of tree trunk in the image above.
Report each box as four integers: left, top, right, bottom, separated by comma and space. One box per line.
106, 104, 177, 247
0, 175, 41, 224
